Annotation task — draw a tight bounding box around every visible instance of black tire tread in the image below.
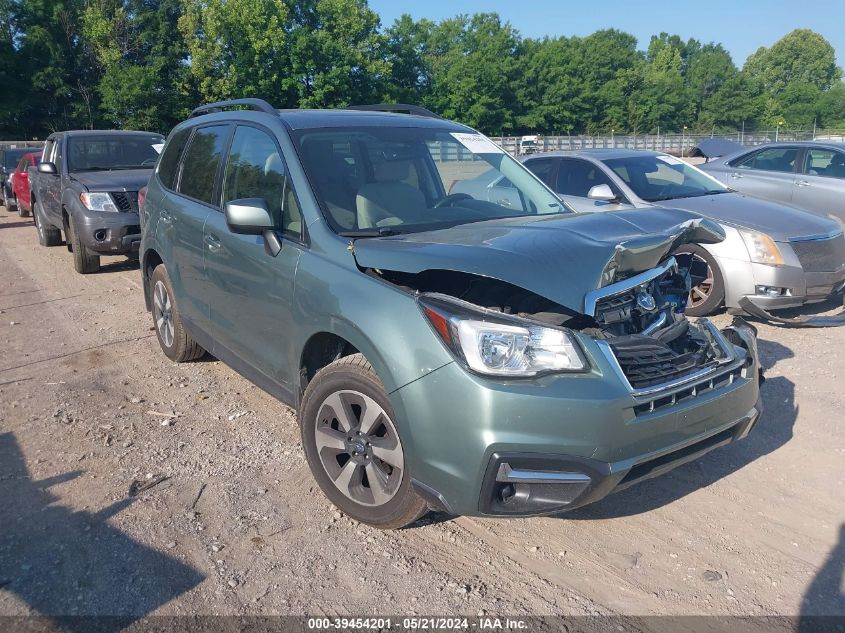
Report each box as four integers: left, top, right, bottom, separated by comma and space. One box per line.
67, 216, 100, 274
34, 201, 62, 247
150, 264, 206, 362
299, 353, 428, 530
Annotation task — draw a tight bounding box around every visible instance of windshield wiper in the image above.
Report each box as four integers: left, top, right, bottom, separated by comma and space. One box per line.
73, 166, 114, 172
646, 190, 728, 201
339, 227, 406, 237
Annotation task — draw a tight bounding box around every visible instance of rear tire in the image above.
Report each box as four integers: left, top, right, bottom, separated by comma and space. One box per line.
34, 200, 62, 247
674, 244, 725, 317
67, 215, 100, 274
299, 353, 428, 529
149, 264, 205, 362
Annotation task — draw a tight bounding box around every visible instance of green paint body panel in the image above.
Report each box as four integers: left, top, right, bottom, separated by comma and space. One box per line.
140, 107, 763, 518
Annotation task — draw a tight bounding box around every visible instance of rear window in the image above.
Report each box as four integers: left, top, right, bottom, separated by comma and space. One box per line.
177, 125, 231, 205
157, 127, 191, 190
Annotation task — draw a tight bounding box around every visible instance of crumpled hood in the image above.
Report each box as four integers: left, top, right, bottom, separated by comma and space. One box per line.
352, 208, 725, 314
654, 192, 840, 241
70, 169, 153, 192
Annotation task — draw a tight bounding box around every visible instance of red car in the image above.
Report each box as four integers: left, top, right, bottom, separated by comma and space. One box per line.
10, 151, 41, 217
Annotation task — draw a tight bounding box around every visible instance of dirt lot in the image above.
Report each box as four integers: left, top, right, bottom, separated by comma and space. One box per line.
0, 207, 843, 623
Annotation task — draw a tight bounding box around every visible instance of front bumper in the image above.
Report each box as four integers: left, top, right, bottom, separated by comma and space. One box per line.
393, 321, 762, 517
76, 210, 141, 255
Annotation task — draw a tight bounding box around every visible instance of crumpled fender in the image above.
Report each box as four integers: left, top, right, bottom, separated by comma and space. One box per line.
739, 296, 845, 328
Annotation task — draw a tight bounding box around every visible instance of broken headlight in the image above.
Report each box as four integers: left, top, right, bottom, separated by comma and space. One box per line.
420, 296, 587, 377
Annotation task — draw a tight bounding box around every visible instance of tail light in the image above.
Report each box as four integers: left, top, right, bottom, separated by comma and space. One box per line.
138, 186, 147, 213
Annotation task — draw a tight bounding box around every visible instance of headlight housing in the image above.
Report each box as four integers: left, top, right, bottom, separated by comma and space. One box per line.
740, 229, 784, 266
79, 192, 119, 213
420, 295, 588, 377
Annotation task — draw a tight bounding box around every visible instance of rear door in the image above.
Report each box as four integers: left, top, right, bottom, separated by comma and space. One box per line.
165, 124, 232, 335
203, 124, 304, 395
793, 147, 845, 226
724, 146, 800, 204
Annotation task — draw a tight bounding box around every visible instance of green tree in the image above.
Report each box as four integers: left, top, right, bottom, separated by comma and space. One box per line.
744, 29, 842, 95
83, 0, 193, 133
422, 13, 521, 134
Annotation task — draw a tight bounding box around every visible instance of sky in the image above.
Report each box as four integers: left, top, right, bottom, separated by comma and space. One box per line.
367, 0, 845, 68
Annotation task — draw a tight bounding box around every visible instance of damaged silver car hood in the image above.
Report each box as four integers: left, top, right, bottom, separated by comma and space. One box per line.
352, 209, 725, 314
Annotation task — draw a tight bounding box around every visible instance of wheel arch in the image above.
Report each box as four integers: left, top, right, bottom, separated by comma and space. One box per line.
142, 248, 164, 311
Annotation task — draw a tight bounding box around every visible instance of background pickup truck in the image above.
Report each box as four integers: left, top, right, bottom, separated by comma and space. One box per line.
29, 130, 164, 273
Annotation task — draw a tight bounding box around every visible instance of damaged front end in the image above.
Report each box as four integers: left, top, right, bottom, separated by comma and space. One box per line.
352, 212, 760, 400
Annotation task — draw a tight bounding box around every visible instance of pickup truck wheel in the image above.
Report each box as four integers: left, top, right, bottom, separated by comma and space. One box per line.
16, 197, 29, 217
67, 216, 100, 274
34, 201, 62, 247
299, 354, 428, 529
150, 265, 205, 362
674, 245, 725, 317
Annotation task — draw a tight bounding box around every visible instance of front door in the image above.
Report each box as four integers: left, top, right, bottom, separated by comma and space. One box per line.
203, 124, 304, 394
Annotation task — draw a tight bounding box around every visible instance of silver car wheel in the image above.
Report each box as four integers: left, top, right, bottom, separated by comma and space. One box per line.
688, 254, 715, 308
314, 389, 404, 507
153, 280, 175, 348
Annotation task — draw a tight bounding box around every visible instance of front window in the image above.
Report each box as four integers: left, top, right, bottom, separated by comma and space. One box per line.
603, 154, 729, 202
67, 135, 164, 172
293, 127, 568, 235
733, 147, 799, 173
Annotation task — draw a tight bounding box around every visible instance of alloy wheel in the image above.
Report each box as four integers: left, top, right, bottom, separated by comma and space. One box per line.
153, 280, 175, 348
687, 253, 715, 308
314, 390, 404, 507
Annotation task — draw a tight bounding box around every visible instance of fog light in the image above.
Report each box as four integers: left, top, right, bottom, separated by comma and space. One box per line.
755, 285, 790, 297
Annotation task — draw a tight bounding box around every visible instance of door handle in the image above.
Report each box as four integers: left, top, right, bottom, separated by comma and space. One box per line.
205, 234, 222, 253
796, 180, 811, 187
729, 172, 743, 179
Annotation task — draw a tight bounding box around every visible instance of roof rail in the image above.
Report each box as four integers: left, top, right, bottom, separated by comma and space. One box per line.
190, 98, 276, 119
346, 103, 442, 119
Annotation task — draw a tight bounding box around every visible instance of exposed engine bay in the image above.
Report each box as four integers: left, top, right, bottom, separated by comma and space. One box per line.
373, 256, 732, 390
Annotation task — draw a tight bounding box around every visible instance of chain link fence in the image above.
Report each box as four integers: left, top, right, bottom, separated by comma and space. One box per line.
491, 129, 845, 156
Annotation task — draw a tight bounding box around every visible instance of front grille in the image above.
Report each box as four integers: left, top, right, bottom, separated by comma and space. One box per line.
608, 335, 717, 390
111, 191, 138, 213
791, 234, 845, 272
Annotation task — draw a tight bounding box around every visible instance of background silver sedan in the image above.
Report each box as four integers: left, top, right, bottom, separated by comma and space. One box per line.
699, 141, 845, 228
505, 150, 845, 317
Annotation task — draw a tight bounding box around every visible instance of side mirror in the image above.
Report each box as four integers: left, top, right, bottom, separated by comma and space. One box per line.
224, 198, 281, 257
587, 184, 618, 202
37, 162, 57, 175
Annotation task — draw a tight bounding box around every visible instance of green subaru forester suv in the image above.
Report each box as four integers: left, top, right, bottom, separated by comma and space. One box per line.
140, 100, 762, 528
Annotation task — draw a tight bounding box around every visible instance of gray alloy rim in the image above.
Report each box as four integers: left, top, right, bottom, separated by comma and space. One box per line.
687, 253, 715, 308
153, 280, 175, 348
314, 389, 404, 507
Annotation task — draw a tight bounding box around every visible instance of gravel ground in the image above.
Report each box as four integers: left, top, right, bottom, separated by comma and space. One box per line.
0, 206, 843, 622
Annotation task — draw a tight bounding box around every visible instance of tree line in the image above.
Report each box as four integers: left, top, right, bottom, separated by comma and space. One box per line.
1, 0, 843, 140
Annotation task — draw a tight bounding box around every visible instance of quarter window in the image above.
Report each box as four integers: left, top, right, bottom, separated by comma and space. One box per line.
177, 125, 231, 205
804, 149, 845, 179
223, 126, 302, 238
734, 147, 799, 173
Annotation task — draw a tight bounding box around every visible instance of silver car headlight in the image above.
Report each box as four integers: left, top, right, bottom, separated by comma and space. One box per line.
79, 192, 119, 213
739, 229, 784, 266
420, 296, 587, 377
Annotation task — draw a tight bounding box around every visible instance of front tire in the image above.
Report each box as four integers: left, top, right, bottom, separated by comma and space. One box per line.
67, 215, 100, 274
675, 244, 725, 317
299, 354, 427, 529
149, 265, 205, 362
34, 200, 62, 247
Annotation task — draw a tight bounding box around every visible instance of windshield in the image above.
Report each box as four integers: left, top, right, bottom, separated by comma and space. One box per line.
67, 135, 164, 172
603, 154, 730, 202
292, 127, 568, 235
